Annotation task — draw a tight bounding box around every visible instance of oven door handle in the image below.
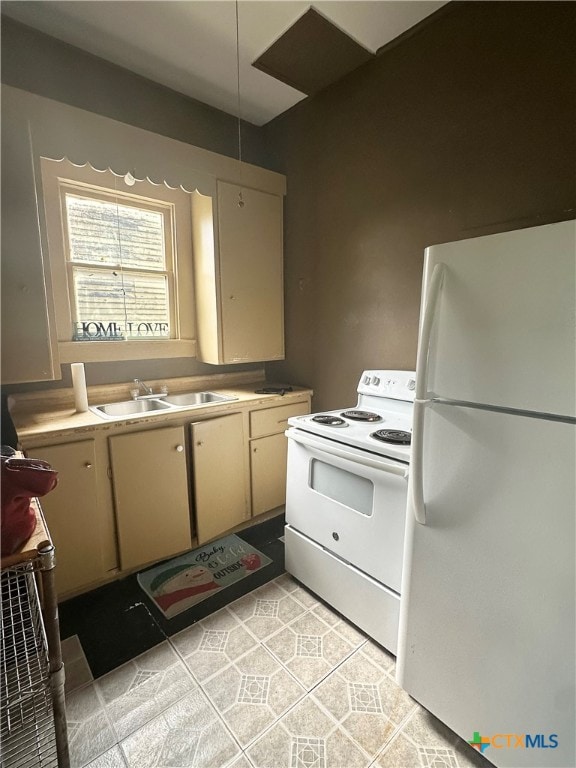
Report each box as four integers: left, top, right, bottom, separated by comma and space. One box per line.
287, 429, 409, 478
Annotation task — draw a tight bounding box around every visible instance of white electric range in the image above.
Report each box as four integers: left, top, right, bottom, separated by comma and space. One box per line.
284, 370, 416, 654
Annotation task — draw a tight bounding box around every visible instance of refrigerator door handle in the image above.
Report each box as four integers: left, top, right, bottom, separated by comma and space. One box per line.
410, 398, 428, 524
411, 262, 444, 525
415, 262, 445, 400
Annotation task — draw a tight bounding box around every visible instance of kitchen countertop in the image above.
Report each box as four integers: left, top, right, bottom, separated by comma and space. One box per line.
9, 370, 313, 445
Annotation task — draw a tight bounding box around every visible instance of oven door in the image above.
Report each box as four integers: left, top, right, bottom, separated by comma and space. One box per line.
285, 427, 409, 592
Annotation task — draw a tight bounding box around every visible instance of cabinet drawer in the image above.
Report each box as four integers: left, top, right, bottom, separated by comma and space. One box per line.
250, 401, 310, 438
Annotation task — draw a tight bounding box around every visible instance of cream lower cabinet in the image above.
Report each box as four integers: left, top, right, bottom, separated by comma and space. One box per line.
20, 391, 311, 597
27, 440, 104, 595
249, 401, 311, 516
110, 425, 192, 571
250, 433, 290, 516
191, 413, 249, 545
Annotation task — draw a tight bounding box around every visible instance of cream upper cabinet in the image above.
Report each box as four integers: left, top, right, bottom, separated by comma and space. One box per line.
193, 181, 284, 364
191, 413, 249, 544
27, 440, 104, 596
109, 425, 192, 571
1, 94, 59, 384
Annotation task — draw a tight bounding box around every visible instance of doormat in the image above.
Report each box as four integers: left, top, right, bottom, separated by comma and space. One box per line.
137, 534, 272, 619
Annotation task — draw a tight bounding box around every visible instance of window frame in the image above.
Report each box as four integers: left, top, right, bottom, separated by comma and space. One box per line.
61, 183, 177, 341
40, 159, 196, 363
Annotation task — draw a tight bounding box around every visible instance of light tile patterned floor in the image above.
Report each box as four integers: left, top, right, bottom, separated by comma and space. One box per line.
62, 574, 491, 768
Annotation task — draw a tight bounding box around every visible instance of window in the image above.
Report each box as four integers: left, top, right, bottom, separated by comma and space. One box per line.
40, 159, 196, 363
65, 191, 172, 341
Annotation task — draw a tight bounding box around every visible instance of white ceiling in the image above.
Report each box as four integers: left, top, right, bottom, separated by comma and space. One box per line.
2, 1, 447, 125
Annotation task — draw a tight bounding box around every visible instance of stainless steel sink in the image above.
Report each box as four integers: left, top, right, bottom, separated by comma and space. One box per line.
91, 399, 174, 418
90, 390, 238, 419
162, 391, 237, 407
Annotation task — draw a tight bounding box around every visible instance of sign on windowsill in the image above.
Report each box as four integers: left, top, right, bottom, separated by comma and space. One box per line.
73, 321, 170, 341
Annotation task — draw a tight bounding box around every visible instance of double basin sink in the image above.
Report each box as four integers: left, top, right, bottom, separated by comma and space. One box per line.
90, 391, 237, 420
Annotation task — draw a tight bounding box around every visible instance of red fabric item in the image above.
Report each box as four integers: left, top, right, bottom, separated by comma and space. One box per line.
1, 458, 58, 556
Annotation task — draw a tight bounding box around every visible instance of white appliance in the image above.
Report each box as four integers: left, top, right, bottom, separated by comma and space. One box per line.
285, 370, 415, 654
397, 219, 576, 768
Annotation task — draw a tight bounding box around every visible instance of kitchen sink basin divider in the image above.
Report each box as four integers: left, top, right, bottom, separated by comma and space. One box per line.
90, 392, 237, 419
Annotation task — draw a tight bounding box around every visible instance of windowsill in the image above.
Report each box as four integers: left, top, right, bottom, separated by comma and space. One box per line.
58, 339, 197, 364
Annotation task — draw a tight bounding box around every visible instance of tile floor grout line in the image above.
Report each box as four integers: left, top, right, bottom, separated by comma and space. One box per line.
72, 572, 445, 768
304, 679, 384, 766
182, 582, 317, 754
115, 678, 246, 768
165, 580, 320, 757
194, 673, 250, 760
232, 636, 382, 761
71, 698, 119, 768
217, 580, 372, 703
261, 630, 360, 695
163, 571, 308, 670
85, 644, 203, 760
169, 603, 307, 691
196, 637, 309, 753
367, 701, 421, 767
301, 642, 407, 767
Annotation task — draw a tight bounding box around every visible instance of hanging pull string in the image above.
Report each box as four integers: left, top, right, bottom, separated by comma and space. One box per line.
114, 173, 129, 338
235, 0, 244, 207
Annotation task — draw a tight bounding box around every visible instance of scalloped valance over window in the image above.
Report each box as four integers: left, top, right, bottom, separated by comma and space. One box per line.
6, 85, 285, 198
1, 85, 285, 383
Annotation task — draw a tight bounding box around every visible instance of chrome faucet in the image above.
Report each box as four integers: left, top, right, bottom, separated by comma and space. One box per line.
132, 378, 154, 398
131, 378, 168, 400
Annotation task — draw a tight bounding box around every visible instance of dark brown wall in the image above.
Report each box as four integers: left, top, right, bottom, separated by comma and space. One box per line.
266, 1, 576, 410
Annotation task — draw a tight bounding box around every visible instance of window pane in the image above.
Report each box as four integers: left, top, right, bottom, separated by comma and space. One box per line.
65, 194, 165, 270
72, 268, 170, 341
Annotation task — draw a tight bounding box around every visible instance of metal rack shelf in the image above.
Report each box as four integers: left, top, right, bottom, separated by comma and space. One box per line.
1, 500, 70, 768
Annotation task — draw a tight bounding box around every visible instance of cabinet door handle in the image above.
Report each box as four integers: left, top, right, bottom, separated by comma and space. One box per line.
84, 462, 93, 469
175, 445, 184, 452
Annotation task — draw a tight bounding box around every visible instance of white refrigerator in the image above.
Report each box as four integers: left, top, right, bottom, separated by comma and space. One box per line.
397, 219, 576, 768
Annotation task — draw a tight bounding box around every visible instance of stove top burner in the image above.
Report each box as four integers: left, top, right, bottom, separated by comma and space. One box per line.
312, 415, 348, 427
341, 410, 382, 423
371, 429, 412, 445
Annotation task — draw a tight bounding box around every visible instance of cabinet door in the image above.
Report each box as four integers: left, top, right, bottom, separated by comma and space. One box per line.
27, 441, 103, 596
251, 433, 289, 516
217, 181, 284, 363
110, 426, 191, 571
191, 413, 249, 544
2, 89, 59, 383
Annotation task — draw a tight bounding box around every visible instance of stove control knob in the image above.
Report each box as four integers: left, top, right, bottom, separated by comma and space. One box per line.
407, 378, 416, 391
363, 375, 371, 385
372, 376, 380, 386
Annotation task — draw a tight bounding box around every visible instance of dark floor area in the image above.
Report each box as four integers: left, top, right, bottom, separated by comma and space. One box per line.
58, 515, 285, 678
